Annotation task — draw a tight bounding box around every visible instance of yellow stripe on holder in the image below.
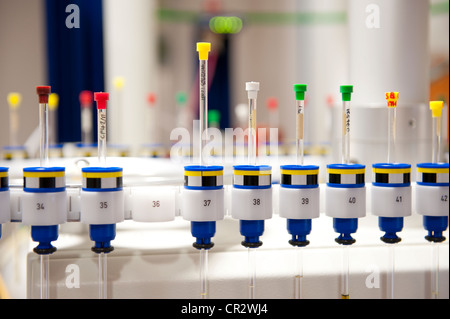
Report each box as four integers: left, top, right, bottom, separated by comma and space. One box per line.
234, 170, 271, 176
417, 167, 448, 174
23, 171, 65, 178
184, 170, 223, 177
0, 172, 8, 178
327, 168, 365, 175
373, 167, 411, 174
281, 169, 318, 175
82, 171, 122, 178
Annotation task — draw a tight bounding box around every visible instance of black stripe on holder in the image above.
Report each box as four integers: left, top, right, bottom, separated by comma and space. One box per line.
328, 174, 340, 184
403, 173, 410, 184
201, 176, 217, 187
116, 176, 123, 188
422, 173, 436, 184
86, 178, 102, 189
243, 175, 261, 186
1, 177, 8, 189
39, 177, 56, 189
307, 174, 318, 185
356, 174, 365, 184
281, 174, 291, 185
375, 173, 389, 184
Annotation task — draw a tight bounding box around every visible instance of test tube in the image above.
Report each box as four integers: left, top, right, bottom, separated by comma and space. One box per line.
246, 82, 259, 166
340, 86, 353, 164
294, 84, 306, 165
94, 92, 110, 298
197, 43, 210, 166
429, 101, 445, 299
430, 101, 443, 164
7, 93, 22, 147
95, 92, 109, 166
37, 86, 51, 167
386, 92, 398, 163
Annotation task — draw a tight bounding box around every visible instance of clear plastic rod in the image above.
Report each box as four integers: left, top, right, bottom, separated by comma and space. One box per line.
98, 108, 107, 166
296, 100, 305, 165
341, 245, 349, 299
432, 116, 441, 164
387, 244, 395, 299
199, 59, 208, 166
40, 254, 49, 299
342, 101, 350, 164
387, 107, 397, 163
39, 103, 49, 167
98, 252, 107, 299
431, 242, 439, 299
248, 247, 256, 299
294, 246, 304, 299
200, 248, 208, 299
248, 98, 257, 166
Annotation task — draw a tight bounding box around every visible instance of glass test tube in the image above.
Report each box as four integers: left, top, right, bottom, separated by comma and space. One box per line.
39, 102, 49, 167
199, 58, 208, 166
387, 106, 397, 163
98, 107, 107, 166
200, 248, 208, 299
248, 247, 256, 299
432, 115, 441, 164
342, 100, 350, 164
248, 91, 257, 166
341, 245, 349, 299
294, 246, 304, 299
99, 252, 107, 299
296, 99, 305, 165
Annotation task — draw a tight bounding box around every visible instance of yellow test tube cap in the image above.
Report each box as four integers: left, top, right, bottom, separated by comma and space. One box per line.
430, 101, 444, 118
7, 92, 22, 109
48, 93, 59, 110
385, 92, 399, 108
197, 42, 211, 60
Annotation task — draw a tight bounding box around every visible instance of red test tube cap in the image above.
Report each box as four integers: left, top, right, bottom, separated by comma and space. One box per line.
79, 90, 93, 106
36, 86, 51, 104
94, 92, 109, 109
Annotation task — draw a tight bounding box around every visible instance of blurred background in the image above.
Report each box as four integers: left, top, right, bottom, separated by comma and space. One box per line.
0, 0, 448, 165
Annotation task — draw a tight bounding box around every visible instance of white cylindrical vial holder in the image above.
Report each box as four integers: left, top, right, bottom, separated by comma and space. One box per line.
232, 165, 272, 248
80, 167, 124, 253
279, 165, 320, 220
22, 167, 67, 226
325, 163, 366, 245
80, 167, 124, 224
279, 165, 320, 247
371, 163, 412, 243
415, 163, 449, 242
22, 167, 67, 254
182, 165, 224, 249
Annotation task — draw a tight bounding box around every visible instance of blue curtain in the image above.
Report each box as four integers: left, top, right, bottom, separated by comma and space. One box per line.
45, 0, 104, 143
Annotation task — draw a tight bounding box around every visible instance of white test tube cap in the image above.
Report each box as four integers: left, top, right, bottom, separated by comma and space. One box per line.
246, 82, 260, 99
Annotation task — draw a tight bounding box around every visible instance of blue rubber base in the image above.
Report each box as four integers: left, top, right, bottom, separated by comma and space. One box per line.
379, 217, 403, 244
424, 216, 448, 243
240, 220, 264, 248
31, 225, 58, 254
287, 219, 311, 247
333, 218, 357, 245
90, 224, 116, 253
191, 221, 216, 249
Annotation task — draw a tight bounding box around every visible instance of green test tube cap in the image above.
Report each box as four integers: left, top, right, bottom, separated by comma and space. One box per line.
293, 84, 307, 101
340, 85, 353, 101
